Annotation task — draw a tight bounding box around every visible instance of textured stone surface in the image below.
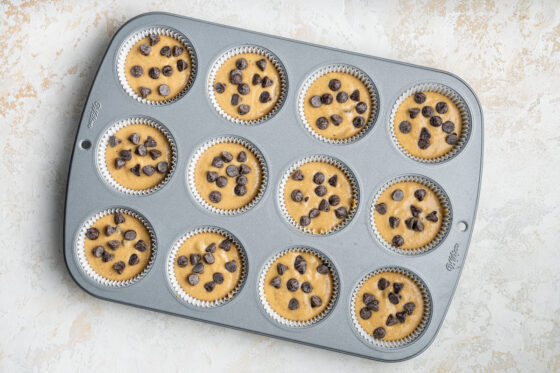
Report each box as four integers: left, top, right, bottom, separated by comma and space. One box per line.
1, 0, 559, 371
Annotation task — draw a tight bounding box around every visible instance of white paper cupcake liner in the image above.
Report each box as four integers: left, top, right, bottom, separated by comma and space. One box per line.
96, 117, 177, 196
350, 267, 431, 349
74, 208, 157, 287
258, 247, 339, 327
167, 226, 248, 308
207, 45, 288, 125
370, 175, 451, 255
278, 155, 359, 235
389, 82, 471, 163
117, 26, 198, 105
297, 64, 379, 144
187, 136, 268, 215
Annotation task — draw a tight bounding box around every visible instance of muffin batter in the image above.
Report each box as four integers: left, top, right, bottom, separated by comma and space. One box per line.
194, 142, 262, 211
264, 251, 334, 322
105, 123, 172, 191
283, 161, 356, 234
373, 181, 444, 250
355, 271, 424, 341
84, 211, 152, 281
173, 231, 243, 302
124, 34, 193, 101
394, 91, 462, 159
303, 72, 372, 140
213, 52, 282, 121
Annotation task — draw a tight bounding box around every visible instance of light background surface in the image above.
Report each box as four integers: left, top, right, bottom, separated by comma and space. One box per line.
1, 0, 559, 372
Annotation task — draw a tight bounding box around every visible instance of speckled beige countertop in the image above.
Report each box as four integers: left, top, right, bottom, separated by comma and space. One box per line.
1, 1, 559, 372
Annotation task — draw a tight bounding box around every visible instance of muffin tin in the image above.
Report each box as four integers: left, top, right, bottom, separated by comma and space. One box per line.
64, 12, 483, 362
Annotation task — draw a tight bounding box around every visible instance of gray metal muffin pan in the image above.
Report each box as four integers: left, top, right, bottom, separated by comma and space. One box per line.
64, 12, 483, 362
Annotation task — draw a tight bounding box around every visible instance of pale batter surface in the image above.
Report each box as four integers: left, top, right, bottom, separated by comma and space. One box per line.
355, 272, 424, 341
194, 142, 262, 210
264, 251, 333, 322
303, 72, 372, 140
374, 181, 444, 250
84, 212, 152, 281
213, 52, 281, 121
124, 34, 192, 101
173, 232, 242, 302
394, 91, 463, 159
105, 123, 172, 191
283, 161, 355, 234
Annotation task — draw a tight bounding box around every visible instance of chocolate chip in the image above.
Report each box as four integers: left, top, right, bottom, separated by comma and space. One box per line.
259, 91, 271, 103
286, 278, 299, 292
326, 114, 341, 126
396, 311, 407, 323
177, 255, 188, 267
139, 44, 151, 56
270, 276, 281, 288
426, 211, 438, 222
92, 246, 104, 257
226, 165, 239, 177
139, 87, 151, 98
375, 203, 387, 215
213, 272, 224, 284
360, 307, 372, 320
236, 175, 248, 186
149, 67, 161, 79
435, 101, 448, 114
261, 76, 273, 88
211, 156, 224, 168
128, 254, 139, 266
102, 251, 114, 262
177, 59, 188, 72
144, 136, 157, 147
408, 107, 420, 119
162, 65, 173, 77
404, 302, 416, 315
120, 149, 132, 161
388, 292, 401, 305
422, 105, 434, 118
203, 281, 215, 292
336, 91, 349, 103
113, 261, 125, 274
134, 240, 147, 252
216, 176, 228, 188
291, 189, 303, 202
135, 144, 147, 156
107, 240, 120, 250
86, 228, 99, 240
418, 138, 430, 149
300, 215, 311, 226
160, 46, 171, 57
209, 191, 221, 203
256, 58, 267, 71
353, 116, 365, 128
239, 164, 251, 174
236, 57, 248, 70
328, 194, 340, 206
219, 239, 232, 251
190, 254, 201, 265
334, 206, 348, 219
223, 151, 235, 163
114, 158, 125, 169
130, 65, 143, 77
321, 93, 333, 105
288, 298, 299, 310
309, 95, 322, 108
204, 252, 215, 264
363, 293, 376, 305
109, 136, 121, 147
405, 217, 416, 230
292, 169, 304, 180
356, 102, 367, 114
309, 208, 320, 219
187, 274, 199, 286
316, 117, 328, 130
317, 264, 329, 274
251, 73, 262, 86
410, 205, 422, 217
206, 171, 219, 182
414, 189, 426, 201
193, 263, 204, 274
294, 255, 307, 274
430, 115, 442, 127
225, 260, 237, 273
315, 185, 327, 197
399, 120, 412, 134
393, 282, 404, 294
158, 84, 170, 96
310, 295, 322, 308
442, 121, 455, 133
392, 235, 404, 247
328, 79, 341, 91
313, 172, 325, 184
378, 277, 389, 290
386, 314, 398, 326
301, 281, 313, 293
105, 225, 116, 236
156, 162, 168, 173
142, 165, 155, 176
148, 34, 160, 46
277, 263, 288, 275
238, 83, 250, 95
124, 230, 136, 240
234, 184, 247, 196
238, 104, 250, 115
389, 216, 400, 229
373, 327, 386, 339
350, 89, 360, 101
230, 69, 242, 84
392, 189, 404, 201
114, 212, 125, 225
446, 133, 458, 145
414, 92, 426, 104
325, 175, 337, 187
214, 82, 226, 93
367, 300, 380, 312
318, 199, 329, 211
237, 151, 247, 163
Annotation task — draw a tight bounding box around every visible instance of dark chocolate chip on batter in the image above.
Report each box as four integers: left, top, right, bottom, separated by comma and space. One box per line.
309, 95, 322, 108
86, 227, 99, 240
395, 311, 407, 323
236, 175, 248, 185
277, 263, 288, 275
328, 175, 337, 187
92, 246, 104, 257
236, 57, 248, 70
189, 254, 201, 266
135, 144, 147, 157
316, 116, 328, 130
410, 204, 422, 217
318, 199, 329, 211
238, 104, 250, 115
120, 149, 132, 161
130, 65, 143, 77
144, 136, 157, 148
360, 307, 372, 320
430, 115, 442, 127
408, 107, 420, 119
148, 34, 160, 46
373, 327, 386, 339
128, 253, 139, 266
177, 59, 188, 72
328, 194, 340, 206
313, 172, 325, 184
386, 313, 398, 326
442, 121, 455, 134
294, 255, 307, 274
315, 185, 327, 197
355, 102, 367, 114
113, 261, 126, 274
300, 215, 311, 226
388, 292, 401, 305
350, 89, 360, 101
142, 165, 155, 176
234, 185, 247, 196
399, 120, 412, 134
193, 263, 204, 274
334, 206, 348, 219
336, 91, 348, 103
160, 46, 171, 57
259, 91, 271, 103
352, 116, 365, 128
214, 82, 226, 93
321, 93, 333, 105
203, 252, 215, 265
391, 189, 404, 201
222, 152, 234, 164
310, 295, 322, 308
363, 293, 376, 305
149, 67, 161, 79
129, 133, 141, 145
202, 282, 215, 295
301, 281, 313, 293
105, 225, 116, 236
162, 65, 173, 77
375, 203, 387, 215
291, 189, 303, 202
139, 44, 151, 56
286, 278, 299, 292
102, 251, 114, 262
158, 84, 170, 96
288, 298, 299, 310
414, 188, 426, 201
404, 302, 416, 315
156, 161, 168, 173
256, 58, 267, 71
446, 133, 458, 145
124, 230, 137, 240
367, 299, 380, 312
328, 79, 341, 91
211, 156, 224, 168
205, 243, 216, 253
225, 260, 237, 273
114, 212, 125, 225
187, 274, 199, 286
435, 101, 448, 114
107, 240, 120, 250
114, 158, 125, 169
209, 191, 222, 203
216, 176, 228, 188
292, 169, 304, 181
237, 151, 247, 162
392, 235, 404, 247
207, 171, 219, 182
109, 135, 121, 147
414, 92, 426, 104
261, 76, 273, 88
230, 93, 241, 106
130, 164, 141, 176
317, 264, 329, 274
230, 69, 243, 84
251, 73, 262, 86
422, 105, 434, 118
420, 127, 431, 140
139, 87, 151, 98
219, 239, 232, 251
389, 216, 400, 229
309, 208, 320, 219
270, 276, 281, 289
330, 114, 343, 126
213, 272, 224, 284
238, 83, 250, 95
226, 165, 239, 177
378, 277, 389, 290
134, 240, 147, 252
239, 164, 251, 175
177, 255, 188, 267
426, 211, 438, 222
